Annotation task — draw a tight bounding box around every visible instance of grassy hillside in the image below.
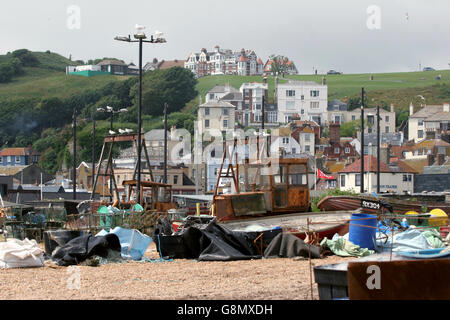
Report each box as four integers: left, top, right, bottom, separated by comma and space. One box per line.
0, 67, 130, 101
0, 50, 130, 101
195, 70, 450, 113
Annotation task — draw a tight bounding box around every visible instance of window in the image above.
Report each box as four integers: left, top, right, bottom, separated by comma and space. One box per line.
305, 134, 311, 141
286, 101, 295, 110
352, 115, 356, 121
334, 147, 340, 154
408, 175, 412, 182
310, 101, 319, 109
418, 130, 424, 138
305, 145, 310, 152
355, 174, 361, 186
403, 174, 408, 182
345, 147, 350, 153
301, 109, 304, 115
244, 90, 249, 98
282, 137, 289, 144
0, 157, 2, 164
334, 116, 341, 124
286, 90, 295, 97
7, 156, 11, 162
205, 107, 210, 115
178, 148, 184, 157
15, 156, 20, 163
174, 175, 178, 185
385, 116, 389, 122
223, 119, 228, 128
255, 104, 261, 110
385, 126, 389, 133
222, 108, 229, 116
244, 102, 249, 110
340, 175, 346, 187
205, 119, 210, 128
209, 94, 214, 100
301, 95, 304, 100
292, 148, 296, 154
284, 115, 292, 123
288, 164, 307, 185
310, 90, 319, 97
418, 120, 424, 126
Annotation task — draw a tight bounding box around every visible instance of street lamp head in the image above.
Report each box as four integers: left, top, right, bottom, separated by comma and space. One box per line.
106, 105, 113, 111
154, 30, 166, 42
114, 35, 131, 42
134, 24, 147, 39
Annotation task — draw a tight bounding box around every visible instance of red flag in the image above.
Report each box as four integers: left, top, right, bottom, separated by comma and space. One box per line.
317, 168, 334, 180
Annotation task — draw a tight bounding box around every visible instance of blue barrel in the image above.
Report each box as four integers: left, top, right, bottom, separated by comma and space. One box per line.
349, 213, 377, 250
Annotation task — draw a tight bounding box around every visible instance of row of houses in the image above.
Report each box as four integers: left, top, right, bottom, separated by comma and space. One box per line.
66, 58, 185, 77
184, 46, 298, 77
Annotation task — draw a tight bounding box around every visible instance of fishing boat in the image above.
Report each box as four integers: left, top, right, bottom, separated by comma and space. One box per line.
317, 195, 450, 215
207, 138, 352, 240
221, 210, 354, 241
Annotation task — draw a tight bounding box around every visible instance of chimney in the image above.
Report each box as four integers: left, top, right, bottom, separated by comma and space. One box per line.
409, 103, 414, 116
427, 154, 435, 166
444, 103, 449, 112
380, 145, 391, 164
322, 76, 326, 85
390, 103, 394, 113
330, 123, 341, 144
437, 154, 445, 166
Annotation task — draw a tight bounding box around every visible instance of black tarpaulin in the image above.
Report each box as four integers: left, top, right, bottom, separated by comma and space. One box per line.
157, 218, 278, 261
51, 233, 121, 266
263, 233, 322, 259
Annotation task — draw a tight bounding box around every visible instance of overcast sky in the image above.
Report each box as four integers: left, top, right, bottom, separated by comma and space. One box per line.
1, 0, 449, 74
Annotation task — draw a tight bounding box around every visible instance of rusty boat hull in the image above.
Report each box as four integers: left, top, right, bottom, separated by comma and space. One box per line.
317, 195, 450, 215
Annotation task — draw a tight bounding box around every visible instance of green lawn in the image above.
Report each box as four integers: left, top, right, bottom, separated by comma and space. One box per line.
196, 70, 450, 111
0, 67, 129, 101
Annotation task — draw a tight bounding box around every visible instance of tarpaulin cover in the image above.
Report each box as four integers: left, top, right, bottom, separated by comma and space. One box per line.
181, 220, 261, 261
156, 218, 267, 261
376, 228, 435, 253
264, 233, 322, 259
96, 227, 152, 260
51, 233, 121, 266
0, 238, 44, 269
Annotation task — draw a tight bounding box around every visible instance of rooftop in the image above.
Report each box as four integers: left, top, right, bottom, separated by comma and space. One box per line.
339, 156, 416, 173
0, 147, 40, 157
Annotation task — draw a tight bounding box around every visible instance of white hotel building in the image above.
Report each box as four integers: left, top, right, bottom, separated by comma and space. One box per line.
277, 80, 328, 125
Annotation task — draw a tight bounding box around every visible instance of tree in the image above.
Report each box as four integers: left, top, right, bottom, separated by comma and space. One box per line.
269, 54, 290, 77
131, 67, 198, 117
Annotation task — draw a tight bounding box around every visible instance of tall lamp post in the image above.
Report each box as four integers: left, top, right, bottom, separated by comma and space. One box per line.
72, 108, 77, 200
97, 106, 128, 201
97, 106, 128, 132
114, 25, 166, 205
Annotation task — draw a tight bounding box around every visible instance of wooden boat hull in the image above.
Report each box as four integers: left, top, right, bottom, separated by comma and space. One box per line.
317, 195, 450, 215
220, 210, 353, 242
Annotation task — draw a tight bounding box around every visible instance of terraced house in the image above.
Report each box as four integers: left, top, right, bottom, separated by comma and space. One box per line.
0, 147, 40, 167
184, 46, 264, 78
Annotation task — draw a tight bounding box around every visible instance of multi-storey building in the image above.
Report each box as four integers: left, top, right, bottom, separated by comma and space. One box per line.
409, 103, 450, 142
238, 82, 268, 127
185, 46, 264, 78
346, 105, 396, 135
277, 80, 328, 125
